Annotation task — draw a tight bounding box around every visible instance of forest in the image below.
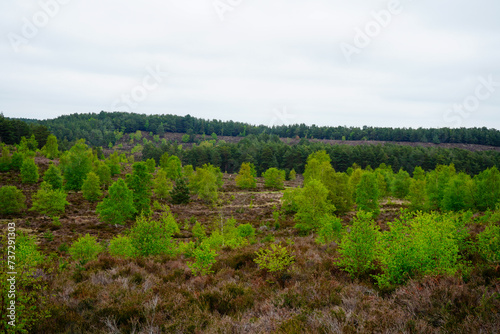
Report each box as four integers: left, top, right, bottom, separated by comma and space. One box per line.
0, 115, 499, 333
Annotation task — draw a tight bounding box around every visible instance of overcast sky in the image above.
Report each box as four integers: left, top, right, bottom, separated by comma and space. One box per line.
1, 0, 499, 129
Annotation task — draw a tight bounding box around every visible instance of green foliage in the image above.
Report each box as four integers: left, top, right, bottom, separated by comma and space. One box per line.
237, 223, 256, 242
324, 172, 353, 214
355, 172, 380, 216
145, 158, 156, 173
10, 152, 24, 171
190, 164, 223, 203
187, 245, 218, 276
0, 186, 26, 214
263, 167, 285, 189
1, 232, 48, 333
41, 134, 59, 159
281, 187, 302, 214
391, 168, 411, 198
129, 214, 177, 257
338, 211, 379, 277
69, 234, 104, 265
0, 146, 11, 172
289, 168, 296, 181
153, 169, 173, 199
182, 164, 195, 181
254, 243, 295, 274
30, 182, 69, 216
235, 162, 256, 189
96, 178, 137, 225
20, 158, 39, 183
477, 224, 500, 264
43, 163, 63, 189
106, 152, 121, 176
164, 155, 182, 180
294, 179, 335, 234
474, 167, 500, 211
82, 171, 102, 202
303, 151, 334, 185
61, 139, 94, 191
95, 162, 111, 187
126, 162, 153, 215
170, 178, 191, 204
192, 221, 207, 243
408, 169, 427, 211
441, 173, 474, 212
316, 215, 343, 244
108, 235, 136, 259
426, 164, 456, 211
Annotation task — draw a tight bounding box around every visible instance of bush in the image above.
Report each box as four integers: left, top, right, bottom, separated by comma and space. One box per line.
20, 157, 39, 183
187, 245, 218, 276
43, 163, 63, 189
126, 162, 153, 215
254, 243, 295, 274
235, 162, 256, 189
190, 164, 223, 204
10, 152, 24, 171
316, 215, 343, 244
108, 235, 136, 259
478, 224, 500, 264
129, 214, 176, 257
69, 234, 104, 265
294, 179, 335, 234
192, 221, 206, 243
263, 168, 285, 189
338, 211, 379, 277
170, 178, 190, 204
153, 169, 173, 199
0, 186, 26, 214
30, 182, 69, 216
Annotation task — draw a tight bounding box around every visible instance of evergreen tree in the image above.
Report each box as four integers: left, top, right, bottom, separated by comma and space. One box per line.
126, 162, 153, 215
235, 162, 256, 189
20, 158, 39, 183
355, 172, 380, 216
43, 163, 63, 189
0, 186, 26, 214
61, 139, 93, 191
10, 152, 24, 171
170, 178, 190, 204
82, 171, 102, 202
96, 179, 137, 225
0, 146, 11, 172
30, 182, 69, 216
289, 168, 297, 181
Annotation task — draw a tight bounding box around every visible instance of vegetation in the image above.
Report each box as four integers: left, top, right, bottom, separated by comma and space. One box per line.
69, 234, 104, 265
96, 179, 137, 225
20, 158, 39, 183
0, 186, 26, 214
30, 182, 69, 216
81, 171, 102, 202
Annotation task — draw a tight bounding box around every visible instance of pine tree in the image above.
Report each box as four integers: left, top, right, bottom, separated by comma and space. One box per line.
0, 146, 11, 172
170, 178, 190, 204
43, 163, 63, 189
20, 158, 39, 183
30, 182, 69, 216
82, 171, 102, 202
235, 162, 256, 189
96, 179, 137, 225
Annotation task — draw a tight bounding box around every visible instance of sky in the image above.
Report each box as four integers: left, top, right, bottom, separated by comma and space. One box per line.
1, 0, 499, 130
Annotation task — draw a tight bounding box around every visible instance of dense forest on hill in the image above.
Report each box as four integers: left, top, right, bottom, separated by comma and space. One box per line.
11, 111, 500, 147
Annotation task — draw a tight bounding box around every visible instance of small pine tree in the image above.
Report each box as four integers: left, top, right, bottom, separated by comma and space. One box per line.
0, 186, 26, 214
235, 162, 256, 189
82, 171, 102, 202
96, 179, 137, 225
20, 158, 39, 183
30, 182, 69, 216
170, 178, 190, 204
43, 163, 63, 189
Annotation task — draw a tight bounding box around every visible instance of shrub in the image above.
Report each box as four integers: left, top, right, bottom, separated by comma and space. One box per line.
192, 221, 206, 243
10, 152, 24, 171
43, 163, 63, 189
289, 168, 296, 181
61, 139, 93, 191
153, 169, 173, 199
0, 146, 11, 172
316, 215, 343, 244
96, 179, 137, 225
338, 211, 379, 277
281, 187, 302, 214
294, 179, 335, 234
190, 164, 223, 204
20, 157, 39, 183
126, 162, 152, 215
95, 162, 111, 187
82, 171, 102, 202
0, 186, 26, 214
108, 235, 136, 259
170, 178, 190, 204
187, 245, 218, 276
69, 234, 104, 265
254, 243, 295, 274
30, 182, 69, 216
237, 223, 256, 242
478, 224, 500, 264
263, 167, 285, 189
129, 214, 176, 257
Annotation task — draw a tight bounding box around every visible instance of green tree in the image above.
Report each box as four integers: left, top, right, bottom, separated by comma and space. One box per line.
477, 223, 500, 264
96, 179, 137, 225
316, 215, 343, 244
289, 168, 297, 181
0, 186, 26, 214
153, 169, 173, 199
324, 172, 353, 214
61, 139, 93, 191
474, 167, 500, 211
187, 245, 218, 276
30, 182, 69, 216
159, 152, 170, 169
391, 168, 411, 199
190, 164, 223, 203
263, 167, 285, 189
338, 211, 379, 277
0, 146, 11, 172
294, 179, 335, 234
108, 235, 137, 259
254, 243, 295, 275
20, 157, 39, 183
145, 158, 156, 173
129, 214, 177, 256
164, 155, 182, 180
408, 168, 427, 211
10, 152, 24, 171
442, 173, 474, 212
41, 134, 59, 159
82, 171, 102, 202
95, 162, 111, 187
126, 162, 153, 215
426, 164, 456, 211
235, 162, 256, 189
69, 234, 104, 265
170, 178, 191, 204
43, 163, 63, 190
355, 172, 380, 216
303, 150, 334, 185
